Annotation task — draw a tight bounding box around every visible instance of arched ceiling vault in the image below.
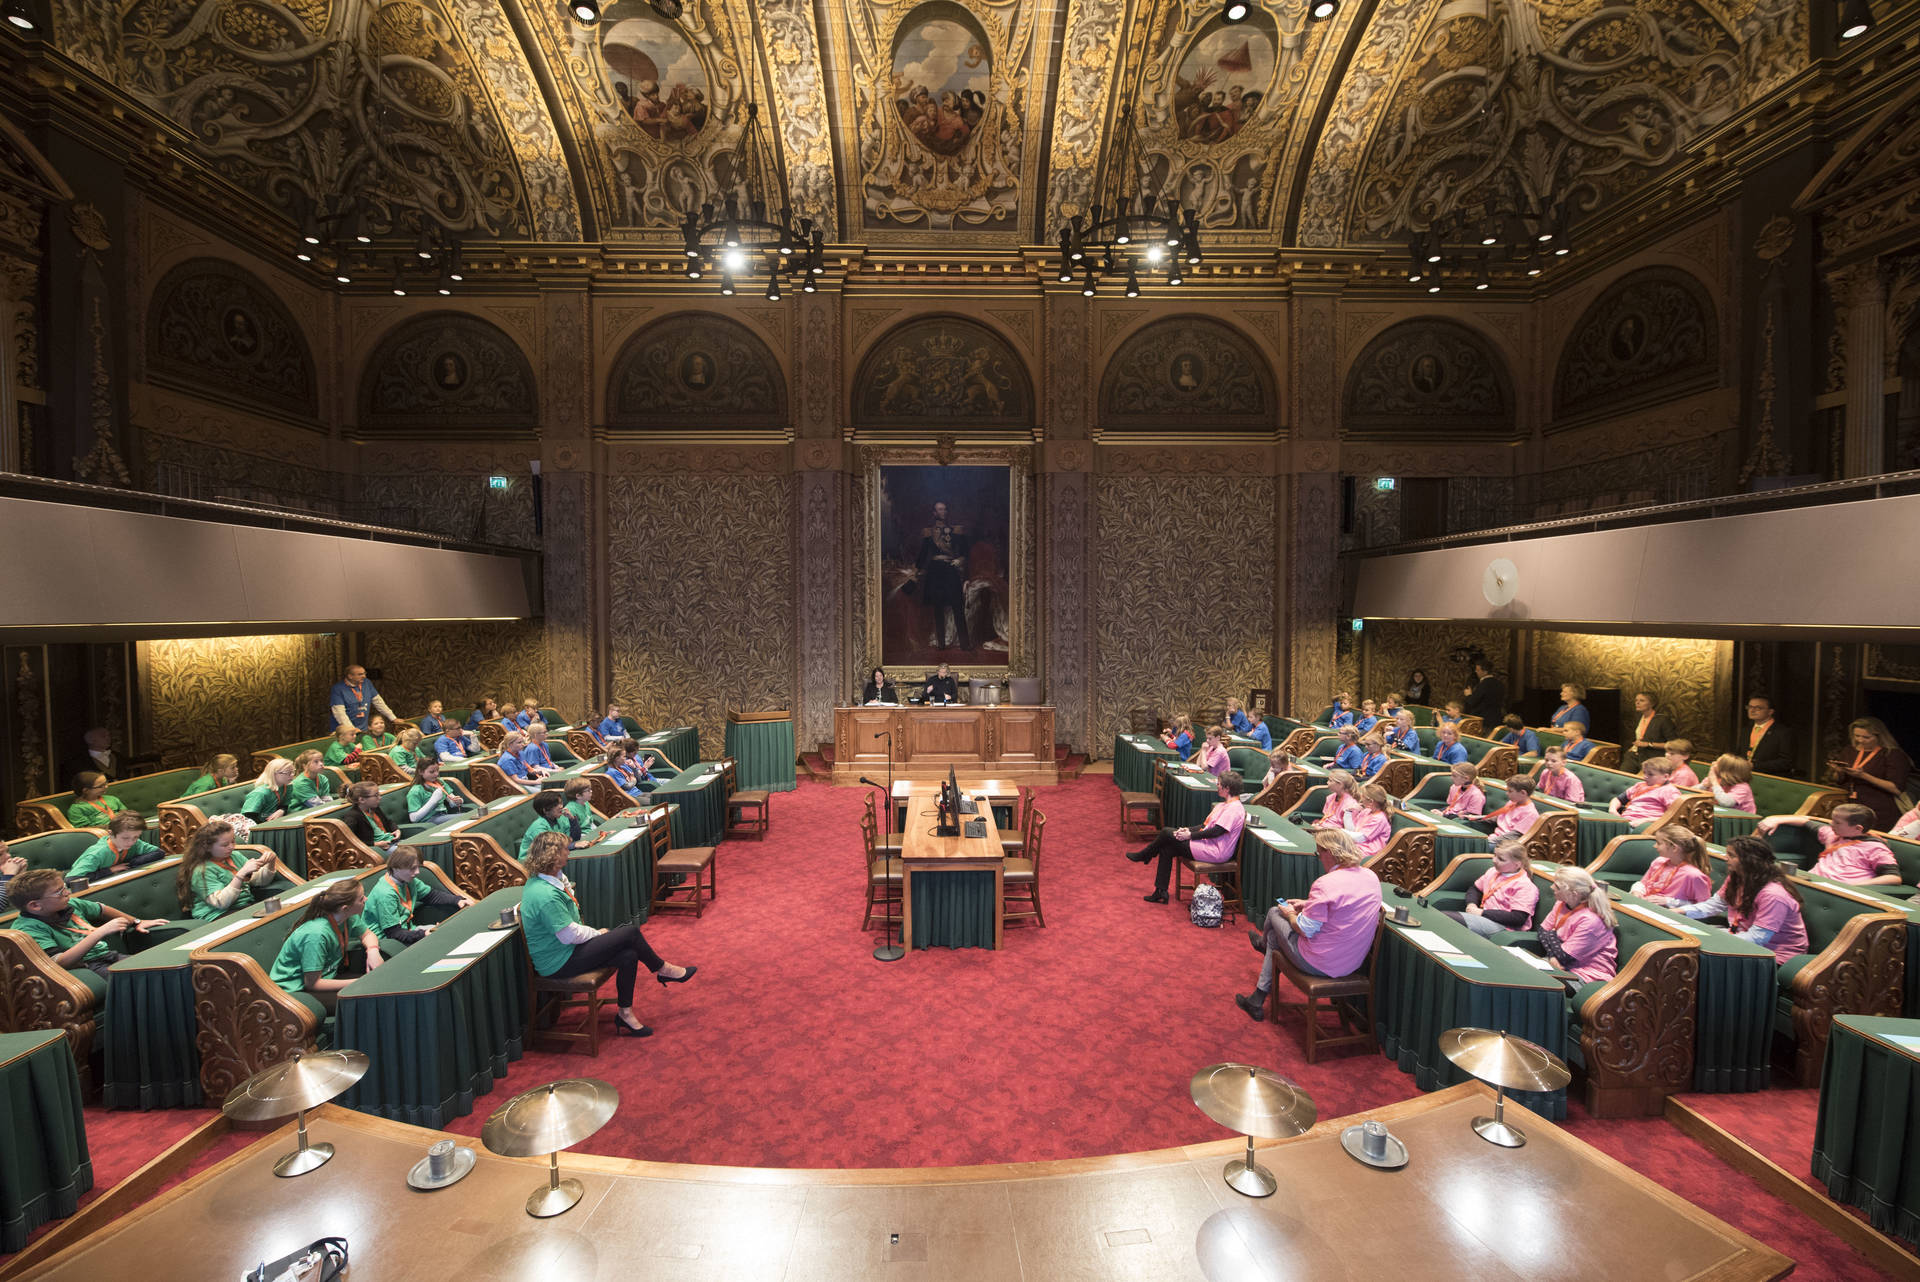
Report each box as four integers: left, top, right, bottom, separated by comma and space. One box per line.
30, 0, 1811, 258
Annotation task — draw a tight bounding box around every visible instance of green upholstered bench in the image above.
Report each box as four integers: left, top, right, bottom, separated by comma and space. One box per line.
1584, 832, 1703, 894
1540, 759, 1714, 860
157, 782, 256, 853
11, 829, 112, 874
301, 784, 460, 880
15, 766, 206, 836
1528, 728, 1623, 769
1760, 870, 1909, 1086
1683, 759, 1845, 819
248, 736, 339, 774
189, 868, 388, 1100
1281, 785, 1438, 892
1417, 853, 1700, 1116
1400, 727, 1519, 790
1266, 717, 1320, 756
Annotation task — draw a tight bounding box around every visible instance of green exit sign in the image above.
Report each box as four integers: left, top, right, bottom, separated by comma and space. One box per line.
1374, 477, 1397, 492
487, 475, 509, 490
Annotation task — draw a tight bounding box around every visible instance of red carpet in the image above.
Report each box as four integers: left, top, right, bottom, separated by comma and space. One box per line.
1676, 1078, 1823, 1177
50, 778, 1890, 1276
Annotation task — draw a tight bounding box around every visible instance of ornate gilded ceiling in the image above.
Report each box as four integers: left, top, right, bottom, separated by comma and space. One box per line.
34, 0, 1811, 255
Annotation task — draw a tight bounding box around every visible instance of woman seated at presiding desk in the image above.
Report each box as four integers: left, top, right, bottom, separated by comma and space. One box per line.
362, 847, 473, 952
1680, 834, 1809, 963
1443, 838, 1540, 937
1128, 769, 1247, 904
861, 667, 900, 706
176, 820, 282, 920
269, 881, 382, 1012
7, 867, 169, 986
1235, 828, 1382, 1020
520, 832, 697, 1039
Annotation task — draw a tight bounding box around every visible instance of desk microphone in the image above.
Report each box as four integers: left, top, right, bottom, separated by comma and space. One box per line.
858, 777, 885, 790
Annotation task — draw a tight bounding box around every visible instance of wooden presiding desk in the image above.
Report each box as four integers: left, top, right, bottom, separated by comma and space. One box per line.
898, 787, 1003, 950
24, 1085, 1789, 1282
833, 702, 1056, 784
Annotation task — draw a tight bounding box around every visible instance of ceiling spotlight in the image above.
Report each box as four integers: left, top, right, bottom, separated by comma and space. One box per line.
436, 270, 454, 296
300, 216, 321, 247
334, 269, 352, 284
1407, 265, 1423, 283
1524, 252, 1541, 277
1057, 261, 1073, 284
1553, 228, 1573, 257
1146, 244, 1165, 265
1839, 0, 1873, 38
570, 0, 601, 23
390, 271, 406, 297
723, 247, 746, 273
686, 262, 703, 280
1081, 269, 1096, 298
1479, 228, 1499, 247
1474, 255, 1491, 291
1309, 0, 1338, 18
1424, 235, 1442, 265
1426, 278, 1441, 294
719, 273, 736, 297
1167, 264, 1184, 286
766, 275, 782, 301
649, 0, 683, 17
801, 277, 817, 293
415, 233, 434, 261
1124, 270, 1141, 299
295, 246, 313, 263
1222, 0, 1250, 22
4, 0, 35, 30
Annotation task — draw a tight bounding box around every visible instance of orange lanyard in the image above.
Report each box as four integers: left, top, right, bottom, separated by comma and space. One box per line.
1485, 870, 1525, 898
1637, 714, 1654, 738
1547, 903, 1586, 932
328, 916, 349, 956
382, 873, 419, 924
1643, 859, 1681, 895
366, 807, 393, 834
1486, 800, 1522, 819
1853, 748, 1880, 773
1749, 720, 1770, 751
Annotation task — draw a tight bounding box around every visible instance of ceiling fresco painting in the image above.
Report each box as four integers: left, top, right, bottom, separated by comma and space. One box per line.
37, 0, 1814, 255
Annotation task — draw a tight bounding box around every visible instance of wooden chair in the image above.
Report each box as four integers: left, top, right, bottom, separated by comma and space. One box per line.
1270, 941, 1377, 1065
722, 757, 771, 838
650, 812, 716, 917
1121, 759, 1165, 837
999, 786, 1035, 856
1174, 848, 1242, 922
525, 949, 614, 1057
861, 808, 902, 931
1003, 810, 1046, 929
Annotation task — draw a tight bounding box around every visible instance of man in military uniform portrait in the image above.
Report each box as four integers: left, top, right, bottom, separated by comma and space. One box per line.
915, 501, 971, 650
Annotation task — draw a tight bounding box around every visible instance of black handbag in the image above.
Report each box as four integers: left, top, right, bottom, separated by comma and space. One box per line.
246, 1236, 348, 1282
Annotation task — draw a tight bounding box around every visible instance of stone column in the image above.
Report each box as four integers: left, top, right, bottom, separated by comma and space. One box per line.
540, 288, 595, 715
1840, 261, 1887, 478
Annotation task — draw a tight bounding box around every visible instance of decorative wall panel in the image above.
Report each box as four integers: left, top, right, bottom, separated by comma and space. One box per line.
1097, 316, 1273, 429
1360, 621, 1512, 709
607, 473, 794, 753
352, 465, 539, 549
851, 316, 1033, 427
145, 259, 317, 423
1093, 475, 1274, 749
140, 429, 345, 515
1553, 268, 1718, 422
144, 634, 343, 770
1343, 319, 1514, 441
1529, 631, 1729, 756
357, 313, 538, 437
606, 315, 788, 429
360, 623, 551, 720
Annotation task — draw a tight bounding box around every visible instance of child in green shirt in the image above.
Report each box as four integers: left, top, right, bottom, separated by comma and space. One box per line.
289, 750, 335, 809
361, 848, 474, 950
68, 813, 166, 881
66, 771, 126, 828
8, 867, 167, 983
267, 880, 382, 1011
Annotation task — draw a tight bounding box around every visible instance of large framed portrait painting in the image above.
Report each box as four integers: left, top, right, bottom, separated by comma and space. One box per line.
869, 461, 1023, 671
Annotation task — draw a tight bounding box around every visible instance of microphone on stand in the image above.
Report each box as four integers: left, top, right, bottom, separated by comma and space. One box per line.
865, 731, 903, 963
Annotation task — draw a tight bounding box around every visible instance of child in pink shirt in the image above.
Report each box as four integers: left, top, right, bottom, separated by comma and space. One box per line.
1343, 784, 1394, 859
1760, 803, 1902, 886
1682, 835, 1809, 964
1536, 867, 1618, 983
1631, 825, 1715, 905
1536, 747, 1586, 804
1610, 759, 1681, 824
1440, 761, 1485, 818
1663, 740, 1701, 790
1447, 839, 1540, 937
1486, 776, 1542, 840
1703, 754, 1756, 814
1311, 771, 1362, 831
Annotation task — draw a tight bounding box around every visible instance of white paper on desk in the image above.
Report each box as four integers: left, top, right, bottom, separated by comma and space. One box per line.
445, 930, 503, 956
1250, 829, 1300, 851
597, 827, 645, 846
1506, 946, 1556, 971
1395, 928, 1454, 951
439, 819, 477, 834
1657, 918, 1708, 936
1446, 957, 1489, 969
1886, 1034, 1920, 1052
177, 916, 256, 950
422, 956, 479, 974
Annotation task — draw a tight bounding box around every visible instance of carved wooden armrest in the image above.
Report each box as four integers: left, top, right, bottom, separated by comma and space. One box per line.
12, 802, 68, 837
450, 833, 530, 899
1575, 939, 1698, 1106
157, 802, 213, 854
302, 818, 383, 877
1670, 794, 1714, 840
1525, 811, 1579, 865
0, 929, 103, 1067
191, 952, 322, 1102
1588, 744, 1622, 770
421, 858, 480, 902
1480, 745, 1518, 780
1367, 828, 1435, 895
1786, 909, 1906, 1085
566, 731, 601, 762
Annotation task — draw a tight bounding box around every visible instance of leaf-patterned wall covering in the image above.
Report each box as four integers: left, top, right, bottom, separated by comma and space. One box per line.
1360, 621, 1514, 710
145, 634, 344, 769
1529, 631, 1731, 756
607, 473, 794, 753
1092, 476, 1274, 746
360, 622, 551, 720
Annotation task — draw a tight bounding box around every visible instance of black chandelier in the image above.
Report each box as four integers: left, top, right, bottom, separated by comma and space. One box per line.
679, 102, 823, 300
1401, 197, 1573, 294
1052, 86, 1201, 296
293, 195, 467, 295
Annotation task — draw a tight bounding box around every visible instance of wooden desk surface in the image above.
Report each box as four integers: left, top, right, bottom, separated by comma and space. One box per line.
892, 778, 1022, 803
28, 1085, 1790, 1282
898, 791, 1002, 865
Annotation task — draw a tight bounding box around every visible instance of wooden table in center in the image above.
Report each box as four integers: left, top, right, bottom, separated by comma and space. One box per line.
899, 788, 1003, 951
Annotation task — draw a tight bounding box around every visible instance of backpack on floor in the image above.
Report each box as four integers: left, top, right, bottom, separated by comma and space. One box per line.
1189, 881, 1224, 928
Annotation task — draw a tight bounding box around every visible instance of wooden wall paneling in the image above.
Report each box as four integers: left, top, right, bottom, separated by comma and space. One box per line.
141, 633, 342, 771
359, 623, 551, 722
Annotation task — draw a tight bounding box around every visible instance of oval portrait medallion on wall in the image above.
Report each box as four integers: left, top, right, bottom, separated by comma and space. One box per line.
431, 351, 469, 393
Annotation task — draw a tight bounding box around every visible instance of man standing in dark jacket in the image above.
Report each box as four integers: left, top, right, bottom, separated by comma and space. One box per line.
1744, 696, 1795, 777
1463, 659, 1506, 726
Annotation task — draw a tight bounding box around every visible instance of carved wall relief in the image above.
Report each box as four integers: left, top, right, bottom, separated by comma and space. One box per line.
1553, 267, 1718, 424
1097, 315, 1273, 429
145, 258, 318, 424
357, 313, 538, 437
606, 314, 788, 429
851, 315, 1034, 427
1343, 319, 1514, 441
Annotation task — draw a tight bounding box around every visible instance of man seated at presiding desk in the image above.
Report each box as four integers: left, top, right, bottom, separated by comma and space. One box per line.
923, 663, 959, 705
862, 667, 901, 706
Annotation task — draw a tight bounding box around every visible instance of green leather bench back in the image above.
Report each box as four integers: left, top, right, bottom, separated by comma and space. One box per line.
1683, 759, 1839, 816
1408, 706, 1437, 726
464, 796, 542, 853
1562, 761, 1645, 807
1228, 747, 1271, 779
30, 767, 206, 818
80, 861, 188, 921
17, 830, 110, 873
1412, 728, 1505, 766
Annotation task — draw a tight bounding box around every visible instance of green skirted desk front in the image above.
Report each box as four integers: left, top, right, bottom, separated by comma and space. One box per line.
651, 762, 726, 849
639, 727, 701, 774
909, 870, 997, 950
1813, 1015, 1920, 1243
725, 716, 798, 793
1712, 808, 1761, 845
1238, 807, 1326, 919
1374, 884, 1570, 1119
1159, 764, 1222, 831
102, 871, 362, 1111
336, 889, 530, 1128
564, 817, 656, 929
1113, 733, 1177, 793
0, 1029, 91, 1254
